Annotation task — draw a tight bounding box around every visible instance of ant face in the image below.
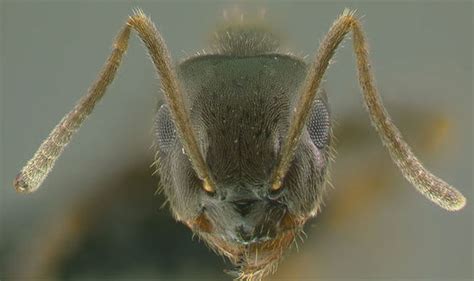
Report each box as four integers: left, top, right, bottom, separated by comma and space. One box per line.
155, 54, 332, 274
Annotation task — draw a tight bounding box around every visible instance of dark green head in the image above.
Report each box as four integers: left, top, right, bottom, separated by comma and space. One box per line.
155, 53, 332, 275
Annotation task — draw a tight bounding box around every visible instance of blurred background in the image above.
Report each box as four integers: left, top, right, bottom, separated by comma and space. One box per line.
1, 1, 472, 280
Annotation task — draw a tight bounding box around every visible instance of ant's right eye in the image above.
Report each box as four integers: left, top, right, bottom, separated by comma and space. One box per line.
155, 105, 177, 153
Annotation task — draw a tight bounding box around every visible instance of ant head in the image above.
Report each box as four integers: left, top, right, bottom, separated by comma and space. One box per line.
154, 54, 332, 275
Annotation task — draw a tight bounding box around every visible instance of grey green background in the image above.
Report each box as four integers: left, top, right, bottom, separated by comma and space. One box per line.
1, 1, 472, 280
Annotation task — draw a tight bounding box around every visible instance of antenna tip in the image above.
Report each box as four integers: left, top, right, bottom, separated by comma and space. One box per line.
14, 173, 33, 193
435, 186, 467, 211
448, 195, 467, 211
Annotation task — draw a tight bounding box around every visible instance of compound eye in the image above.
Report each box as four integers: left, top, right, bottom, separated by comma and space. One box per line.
155, 105, 177, 153
308, 98, 330, 149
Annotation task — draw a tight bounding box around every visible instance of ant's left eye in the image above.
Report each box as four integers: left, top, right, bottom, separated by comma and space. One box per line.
308, 98, 330, 149
155, 105, 177, 153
